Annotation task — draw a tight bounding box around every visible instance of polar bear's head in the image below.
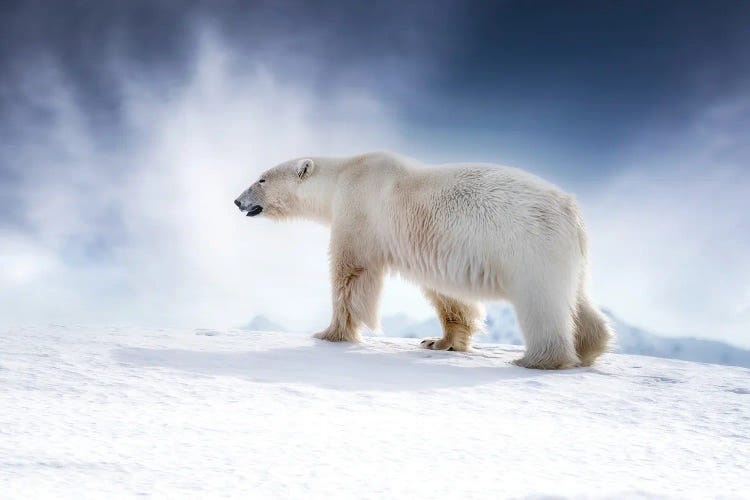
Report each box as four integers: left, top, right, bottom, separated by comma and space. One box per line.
234, 158, 317, 220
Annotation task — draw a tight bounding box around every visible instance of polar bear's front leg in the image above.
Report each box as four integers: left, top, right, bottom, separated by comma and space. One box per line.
314, 241, 384, 343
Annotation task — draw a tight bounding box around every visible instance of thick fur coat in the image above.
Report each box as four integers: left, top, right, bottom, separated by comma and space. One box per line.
235, 152, 613, 369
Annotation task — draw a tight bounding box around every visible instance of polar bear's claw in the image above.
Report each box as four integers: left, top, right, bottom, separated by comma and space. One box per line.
420, 338, 457, 351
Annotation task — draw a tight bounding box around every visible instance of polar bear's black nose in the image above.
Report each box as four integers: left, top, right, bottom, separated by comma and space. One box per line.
234, 199, 242, 209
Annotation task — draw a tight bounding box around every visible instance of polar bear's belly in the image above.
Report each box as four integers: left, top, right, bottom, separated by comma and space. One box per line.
384, 237, 509, 300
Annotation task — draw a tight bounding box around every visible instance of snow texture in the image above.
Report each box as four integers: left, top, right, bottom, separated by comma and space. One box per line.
2, 326, 749, 498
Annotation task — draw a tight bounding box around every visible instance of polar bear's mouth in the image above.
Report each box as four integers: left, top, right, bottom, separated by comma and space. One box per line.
246, 205, 263, 217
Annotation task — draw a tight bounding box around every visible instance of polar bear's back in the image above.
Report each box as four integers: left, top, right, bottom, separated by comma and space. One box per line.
378, 160, 584, 298
390, 161, 578, 241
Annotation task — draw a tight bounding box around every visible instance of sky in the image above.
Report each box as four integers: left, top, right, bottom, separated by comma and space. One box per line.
1, 0, 749, 347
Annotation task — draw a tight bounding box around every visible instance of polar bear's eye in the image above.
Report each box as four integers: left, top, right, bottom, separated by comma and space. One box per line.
259, 179, 266, 184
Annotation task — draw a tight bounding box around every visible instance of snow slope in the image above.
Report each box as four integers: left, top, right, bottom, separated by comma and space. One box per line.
2, 326, 749, 498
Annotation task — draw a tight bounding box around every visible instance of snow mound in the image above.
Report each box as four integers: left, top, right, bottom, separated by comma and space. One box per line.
2, 326, 749, 498
240, 314, 287, 332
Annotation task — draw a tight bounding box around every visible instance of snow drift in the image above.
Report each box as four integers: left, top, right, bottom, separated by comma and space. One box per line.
2, 326, 749, 498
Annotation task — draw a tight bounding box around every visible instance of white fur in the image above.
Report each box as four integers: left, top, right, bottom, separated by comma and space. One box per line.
235, 152, 613, 369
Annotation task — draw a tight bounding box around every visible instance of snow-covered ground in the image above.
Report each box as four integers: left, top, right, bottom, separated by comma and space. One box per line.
2, 326, 749, 498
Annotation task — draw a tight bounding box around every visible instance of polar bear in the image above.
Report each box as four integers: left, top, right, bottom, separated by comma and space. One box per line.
234, 152, 612, 369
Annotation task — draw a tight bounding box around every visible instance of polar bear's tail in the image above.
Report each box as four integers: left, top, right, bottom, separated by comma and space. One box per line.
573, 291, 614, 366
571, 206, 614, 366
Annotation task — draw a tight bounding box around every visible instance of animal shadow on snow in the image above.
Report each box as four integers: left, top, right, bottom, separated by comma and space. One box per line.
114, 340, 569, 391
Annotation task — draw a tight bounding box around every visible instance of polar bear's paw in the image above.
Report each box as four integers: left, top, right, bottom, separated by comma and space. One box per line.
313, 328, 360, 343
512, 354, 578, 370
419, 337, 470, 352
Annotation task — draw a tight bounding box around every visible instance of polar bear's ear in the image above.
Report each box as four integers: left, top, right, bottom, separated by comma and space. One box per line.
296, 159, 315, 180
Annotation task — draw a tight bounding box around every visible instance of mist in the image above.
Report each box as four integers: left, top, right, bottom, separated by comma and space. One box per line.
0, 29, 437, 331
585, 96, 750, 345
1, 3, 749, 348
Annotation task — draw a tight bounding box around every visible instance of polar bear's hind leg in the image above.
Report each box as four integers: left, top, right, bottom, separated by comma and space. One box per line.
512, 287, 580, 369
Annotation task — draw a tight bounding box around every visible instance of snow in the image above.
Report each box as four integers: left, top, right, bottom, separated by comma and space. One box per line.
2, 326, 749, 498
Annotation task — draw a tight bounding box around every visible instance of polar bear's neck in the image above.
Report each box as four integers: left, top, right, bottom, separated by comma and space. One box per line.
295, 156, 349, 225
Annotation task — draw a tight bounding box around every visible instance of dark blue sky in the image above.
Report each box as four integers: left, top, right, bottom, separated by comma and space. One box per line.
3, 0, 749, 175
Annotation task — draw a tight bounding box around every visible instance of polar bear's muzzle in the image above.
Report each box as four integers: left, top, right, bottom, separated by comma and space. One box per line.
234, 197, 263, 217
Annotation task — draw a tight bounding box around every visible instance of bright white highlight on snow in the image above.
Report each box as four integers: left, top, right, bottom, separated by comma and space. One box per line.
2, 326, 748, 497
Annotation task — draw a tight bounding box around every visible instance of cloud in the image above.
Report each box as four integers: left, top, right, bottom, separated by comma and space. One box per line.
584, 96, 750, 346
0, 29, 436, 330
